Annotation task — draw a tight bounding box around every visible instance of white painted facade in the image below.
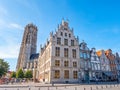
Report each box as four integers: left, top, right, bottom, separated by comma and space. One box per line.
90, 48, 101, 80
79, 41, 91, 82
97, 50, 111, 81
115, 53, 120, 81
97, 50, 110, 72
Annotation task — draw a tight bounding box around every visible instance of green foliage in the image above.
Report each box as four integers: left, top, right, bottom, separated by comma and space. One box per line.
11, 71, 16, 78
24, 70, 33, 79
0, 59, 9, 78
16, 69, 24, 78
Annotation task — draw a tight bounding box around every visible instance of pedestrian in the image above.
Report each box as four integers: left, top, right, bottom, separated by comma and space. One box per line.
52, 82, 54, 86
96, 78, 98, 84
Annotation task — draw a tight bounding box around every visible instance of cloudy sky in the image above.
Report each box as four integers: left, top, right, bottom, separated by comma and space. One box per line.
0, 0, 120, 71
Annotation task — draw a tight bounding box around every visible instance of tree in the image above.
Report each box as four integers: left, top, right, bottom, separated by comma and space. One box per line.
11, 71, 16, 78
0, 59, 9, 78
16, 69, 24, 79
24, 70, 33, 79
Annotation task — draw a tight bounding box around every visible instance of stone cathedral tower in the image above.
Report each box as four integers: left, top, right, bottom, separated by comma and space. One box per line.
16, 23, 37, 71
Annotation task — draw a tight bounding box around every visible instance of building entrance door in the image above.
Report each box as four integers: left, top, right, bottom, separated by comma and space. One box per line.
85, 71, 89, 83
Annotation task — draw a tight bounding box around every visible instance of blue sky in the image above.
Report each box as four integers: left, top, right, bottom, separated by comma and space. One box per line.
0, 0, 120, 71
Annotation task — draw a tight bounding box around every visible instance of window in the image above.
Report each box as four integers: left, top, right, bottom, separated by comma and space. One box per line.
80, 46, 83, 50
64, 39, 68, 45
83, 53, 87, 59
61, 32, 63, 36
65, 33, 67, 37
55, 60, 60, 66
26, 34, 30, 44
91, 63, 94, 70
83, 45, 86, 50
88, 62, 91, 68
96, 63, 98, 70
64, 70, 69, 79
87, 54, 90, 58
72, 49, 76, 58
71, 40, 74, 46
69, 34, 71, 37
80, 61, 84, 68
64, 61, 69, 67
80, 52, 83, 58
91, 57, 94, 61
94, 56, 96, 61
84, 62, 87, 69
64, 48, 69, 57
85, 47, 88, 50
64, 28, 67, 30
97, 64, 100, 70
73, 62, 77, 67
57, 37, 61, 45
54, 70, 60, 79
73, 71, 78, 79
55, 47, 60, 56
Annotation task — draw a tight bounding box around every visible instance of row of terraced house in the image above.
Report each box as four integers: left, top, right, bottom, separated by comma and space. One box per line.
16, 20, 120, 83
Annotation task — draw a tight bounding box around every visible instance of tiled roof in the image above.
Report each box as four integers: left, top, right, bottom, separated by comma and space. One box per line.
96, 51, 102, 57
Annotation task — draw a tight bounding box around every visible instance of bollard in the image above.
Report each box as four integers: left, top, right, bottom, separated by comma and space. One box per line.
56, 86, 57, 89
106, 85, 107, 88
75, 87, 77, 90
38, 87, 40, 90
17, 88, 19, 90
101, 86, 103, 89
29, 87, 30, 90
84, 87, 86, 90
96, 86, 98, 90
48, 87, 49, 90
90, 87, 92, 90
65, 86, 66, 88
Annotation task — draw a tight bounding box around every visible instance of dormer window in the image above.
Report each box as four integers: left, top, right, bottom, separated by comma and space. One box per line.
64, 28, 67, 30
65, 33, 67, 37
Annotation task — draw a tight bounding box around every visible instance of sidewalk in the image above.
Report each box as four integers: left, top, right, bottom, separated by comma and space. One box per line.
0, 82, 120, 90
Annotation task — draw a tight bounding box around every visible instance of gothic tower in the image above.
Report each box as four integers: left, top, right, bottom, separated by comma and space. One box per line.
16, 23, 37, 71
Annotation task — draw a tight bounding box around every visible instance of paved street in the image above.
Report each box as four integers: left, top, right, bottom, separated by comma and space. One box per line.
0, 83, 120, 90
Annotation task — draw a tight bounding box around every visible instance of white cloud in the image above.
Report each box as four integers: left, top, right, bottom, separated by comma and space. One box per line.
0, 6, 23, 30
8, 23, 24, 30
0, 44, 19, 58
0, 26, 22, 59
0, 19, 24, 30
0, 31, 20, 59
